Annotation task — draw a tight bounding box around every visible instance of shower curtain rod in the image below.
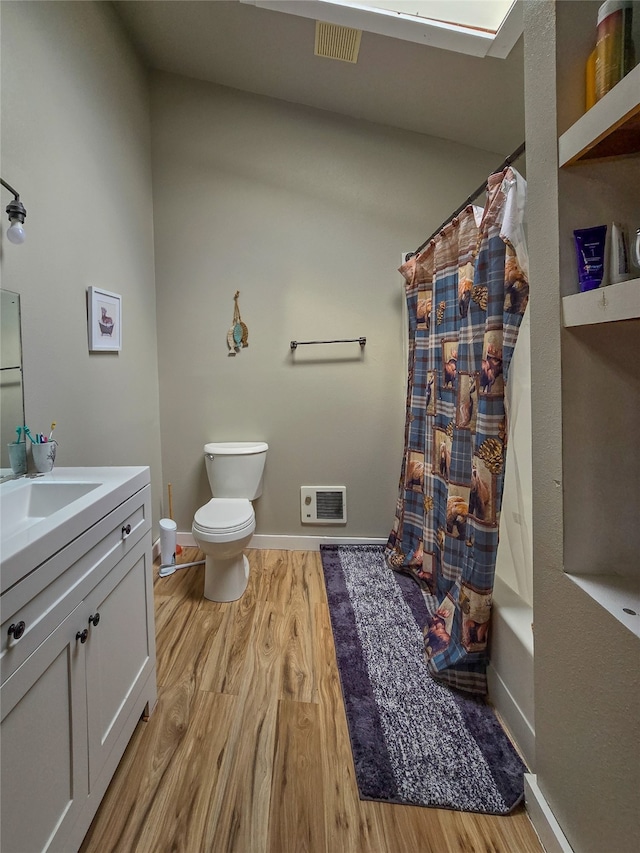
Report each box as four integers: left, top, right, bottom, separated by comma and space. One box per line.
410, 141, 525, 258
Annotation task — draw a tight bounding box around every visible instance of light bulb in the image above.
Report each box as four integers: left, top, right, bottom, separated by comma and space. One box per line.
7, 218, 26, 244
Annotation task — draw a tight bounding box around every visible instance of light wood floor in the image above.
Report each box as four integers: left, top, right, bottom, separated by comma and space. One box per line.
80, 547, 543, 853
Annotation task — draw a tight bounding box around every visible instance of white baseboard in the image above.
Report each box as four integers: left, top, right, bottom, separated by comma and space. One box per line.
524, 775, 574, 853
153, 532, 387, 555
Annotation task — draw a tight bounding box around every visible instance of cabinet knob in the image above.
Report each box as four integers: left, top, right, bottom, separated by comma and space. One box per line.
8, 621, 26, 641
88, 613, 100, 627
76, 629, 89, 644
122, 524, 132, 537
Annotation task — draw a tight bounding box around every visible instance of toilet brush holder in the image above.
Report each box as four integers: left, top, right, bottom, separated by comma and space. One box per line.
159, 518, 177, 567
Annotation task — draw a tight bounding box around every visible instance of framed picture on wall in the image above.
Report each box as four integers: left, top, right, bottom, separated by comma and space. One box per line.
87, 287, 122, 352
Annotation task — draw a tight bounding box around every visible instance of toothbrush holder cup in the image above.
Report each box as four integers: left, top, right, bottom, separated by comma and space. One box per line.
8, 442, 27, 476
32, 440, 58, 473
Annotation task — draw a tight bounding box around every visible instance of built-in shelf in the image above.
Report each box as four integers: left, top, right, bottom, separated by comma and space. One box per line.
562, 277, 640, 326
559, 62, 640, 166
566, 572, 640, 638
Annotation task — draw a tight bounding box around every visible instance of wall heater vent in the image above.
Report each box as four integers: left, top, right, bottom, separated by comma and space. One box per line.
301, 486, 347, 524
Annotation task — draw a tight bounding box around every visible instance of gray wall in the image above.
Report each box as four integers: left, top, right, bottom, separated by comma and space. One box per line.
1, 2, 163, 523
1, 1, 505, 544
150, 71, 502, 536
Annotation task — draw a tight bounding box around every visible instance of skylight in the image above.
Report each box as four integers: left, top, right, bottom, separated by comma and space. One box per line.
347, 1, 515, 34
242, 0, 522, 58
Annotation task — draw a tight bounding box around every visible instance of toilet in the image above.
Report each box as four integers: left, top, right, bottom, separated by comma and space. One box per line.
192, 441, 268, 602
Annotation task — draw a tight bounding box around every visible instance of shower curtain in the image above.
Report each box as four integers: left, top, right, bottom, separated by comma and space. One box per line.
386, 167, 529, 695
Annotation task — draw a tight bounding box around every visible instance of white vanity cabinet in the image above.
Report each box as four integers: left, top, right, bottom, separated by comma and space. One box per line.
0, 476, 157, 853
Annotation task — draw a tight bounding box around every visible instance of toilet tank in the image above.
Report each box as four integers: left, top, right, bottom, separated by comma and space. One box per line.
204, 441, 268, 499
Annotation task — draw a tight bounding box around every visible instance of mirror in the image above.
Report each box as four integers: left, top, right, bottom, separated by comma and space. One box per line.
1, 290, 25, 473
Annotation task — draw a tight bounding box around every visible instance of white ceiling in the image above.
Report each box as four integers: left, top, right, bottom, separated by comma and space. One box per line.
112, 0, 525, 156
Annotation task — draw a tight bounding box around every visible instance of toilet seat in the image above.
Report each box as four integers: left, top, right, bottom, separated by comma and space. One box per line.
193, 498, 255, 542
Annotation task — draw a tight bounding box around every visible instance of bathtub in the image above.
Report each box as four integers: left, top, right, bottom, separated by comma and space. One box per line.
486, 308, 535, 768
488, 575, 535, 770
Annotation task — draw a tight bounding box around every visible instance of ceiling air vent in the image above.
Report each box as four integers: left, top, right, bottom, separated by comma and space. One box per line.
314, 21, 362, 63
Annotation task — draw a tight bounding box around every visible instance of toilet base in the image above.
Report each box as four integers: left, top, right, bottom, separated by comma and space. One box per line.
203, 552, 250, 602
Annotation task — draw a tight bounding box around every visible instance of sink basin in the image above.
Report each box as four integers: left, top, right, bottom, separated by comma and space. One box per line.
1, 467, 150, 593
1, 481, 101, 535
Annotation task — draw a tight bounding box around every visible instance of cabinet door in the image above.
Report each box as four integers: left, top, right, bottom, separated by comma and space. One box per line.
0, 608, 88, 853
84, 534, 155, 790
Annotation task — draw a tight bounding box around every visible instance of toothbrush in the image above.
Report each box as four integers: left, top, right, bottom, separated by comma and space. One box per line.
48, 422, 56, 441
15, 426, 22, 444
24, 427, 37, 444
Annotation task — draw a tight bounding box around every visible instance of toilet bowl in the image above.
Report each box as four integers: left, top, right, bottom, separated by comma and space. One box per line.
191, 441, 267, 602
193, 499, 255, 601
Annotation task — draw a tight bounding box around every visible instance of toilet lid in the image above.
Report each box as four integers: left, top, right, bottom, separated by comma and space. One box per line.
193, 498, 254, 534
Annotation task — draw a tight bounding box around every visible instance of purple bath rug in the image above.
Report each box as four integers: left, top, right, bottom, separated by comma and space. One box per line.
319, 543, 526, 814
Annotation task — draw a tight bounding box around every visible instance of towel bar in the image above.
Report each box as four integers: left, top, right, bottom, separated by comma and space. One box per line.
290, 337, 366, 350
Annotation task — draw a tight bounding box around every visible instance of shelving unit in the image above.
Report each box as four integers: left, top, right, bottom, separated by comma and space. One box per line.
559, 62, 640, 166
566, 572, 640, 638
562, 277, 640, 326
558, 61, 640, 636
559, 61, 640, 331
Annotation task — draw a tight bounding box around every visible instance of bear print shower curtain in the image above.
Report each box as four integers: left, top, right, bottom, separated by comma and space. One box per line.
386, 168, 529, 695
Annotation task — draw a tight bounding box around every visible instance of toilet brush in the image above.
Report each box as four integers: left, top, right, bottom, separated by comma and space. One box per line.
167, 483, 183, 556
158, 558, 204, 578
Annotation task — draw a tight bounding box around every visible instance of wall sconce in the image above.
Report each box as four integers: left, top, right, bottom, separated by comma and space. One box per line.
0, 178, 27, 244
